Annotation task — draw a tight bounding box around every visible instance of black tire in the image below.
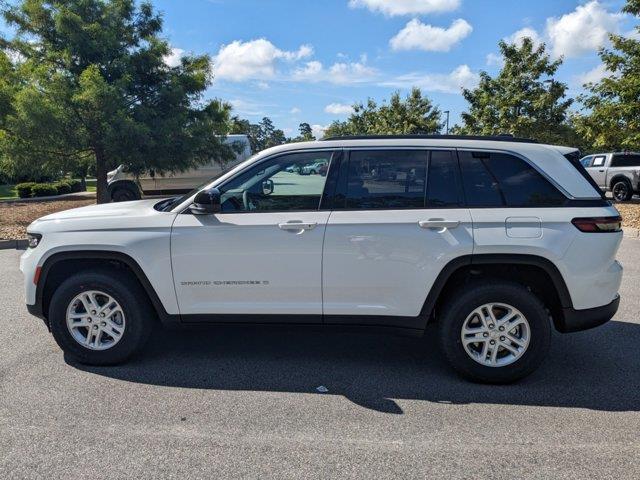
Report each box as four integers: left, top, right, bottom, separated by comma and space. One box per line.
438, 281, 551, 384
611, 179, 633, 202
48, 270, 154, 365
111, 187, 139, 202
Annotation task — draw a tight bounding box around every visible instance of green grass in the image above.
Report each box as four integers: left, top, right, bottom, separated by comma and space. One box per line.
0, 184, 17, 200
0, 178, 96, 200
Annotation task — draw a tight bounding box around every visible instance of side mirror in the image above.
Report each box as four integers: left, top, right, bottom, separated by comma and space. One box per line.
262, 179, 274, 195
191, 188, 221, 215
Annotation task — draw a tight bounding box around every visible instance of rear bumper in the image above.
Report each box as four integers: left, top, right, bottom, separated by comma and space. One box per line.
558, 294, 620, 333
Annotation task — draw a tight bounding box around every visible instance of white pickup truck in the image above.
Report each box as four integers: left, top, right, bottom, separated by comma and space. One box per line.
582, 152, 640, 201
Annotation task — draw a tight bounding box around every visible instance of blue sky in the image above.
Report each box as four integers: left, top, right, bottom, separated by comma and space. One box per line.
5, 0, 639, 137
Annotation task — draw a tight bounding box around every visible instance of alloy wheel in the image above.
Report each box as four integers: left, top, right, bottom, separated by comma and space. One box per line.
460, 303, 530, 367
66, 290, 126, 350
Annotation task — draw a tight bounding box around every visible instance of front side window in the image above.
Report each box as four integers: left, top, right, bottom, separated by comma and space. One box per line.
219, 151, 333, 212
592, 155, 606, 167
580, 156, 593, 168
459, 151, 567, 207
344, 150, 427, 209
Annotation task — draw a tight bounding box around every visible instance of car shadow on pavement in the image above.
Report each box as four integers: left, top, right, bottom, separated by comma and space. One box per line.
69, 320, 640, 414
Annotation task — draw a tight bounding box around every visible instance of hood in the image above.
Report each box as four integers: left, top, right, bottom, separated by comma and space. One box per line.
28, 198, 173, 234
36, 198, 161, 222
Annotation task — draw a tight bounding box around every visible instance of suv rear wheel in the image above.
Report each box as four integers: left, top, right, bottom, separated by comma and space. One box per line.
48, 270, 153, 365
438, 281, 551, 384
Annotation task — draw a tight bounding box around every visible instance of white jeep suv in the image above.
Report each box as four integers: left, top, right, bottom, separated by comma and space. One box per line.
20, 135, 623, 383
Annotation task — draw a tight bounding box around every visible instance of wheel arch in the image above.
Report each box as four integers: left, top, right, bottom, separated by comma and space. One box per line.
609, 174, 632, 190
421, 254, 573, 332
35, 250, 178, 329
107, 180, 141, 199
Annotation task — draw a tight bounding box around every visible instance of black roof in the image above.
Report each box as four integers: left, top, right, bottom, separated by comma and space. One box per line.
321, 134, 538, 144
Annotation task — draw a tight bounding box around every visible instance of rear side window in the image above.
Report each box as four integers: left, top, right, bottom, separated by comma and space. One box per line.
592, 155, 606, 167
459, 151, 567, 207
345, 150, 427, 209
611, 154, 640, 167
427, 150, 460, 207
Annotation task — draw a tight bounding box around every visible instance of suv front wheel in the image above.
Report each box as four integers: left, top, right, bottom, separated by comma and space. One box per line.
48, 270, 153, 365
438, 281, 551, 383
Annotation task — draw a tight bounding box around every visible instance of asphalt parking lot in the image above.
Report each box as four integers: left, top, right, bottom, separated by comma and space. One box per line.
1, 239, 639, 479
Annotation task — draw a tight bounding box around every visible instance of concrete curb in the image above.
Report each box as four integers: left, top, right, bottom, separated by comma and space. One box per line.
0, 239, 28, 250
0, 191, 95, 203
623, 227, 640, 238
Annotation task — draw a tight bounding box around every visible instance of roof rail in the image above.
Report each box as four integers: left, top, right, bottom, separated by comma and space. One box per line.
320, 134, 538, 144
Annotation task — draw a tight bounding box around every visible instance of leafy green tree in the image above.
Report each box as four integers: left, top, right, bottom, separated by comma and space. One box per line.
289, 122, 315, 143
252, 117, 286, 151
297, 122, 315, 141
575, 0, 640, 151
324, 88, 442, 137
456, 38, 573, 144
0, 0, 234, 202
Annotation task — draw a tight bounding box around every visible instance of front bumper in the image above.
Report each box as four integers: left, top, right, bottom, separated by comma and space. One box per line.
557, 294, 620, 333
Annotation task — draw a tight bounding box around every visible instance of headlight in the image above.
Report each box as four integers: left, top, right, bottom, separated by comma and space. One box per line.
27, 233, 42, 248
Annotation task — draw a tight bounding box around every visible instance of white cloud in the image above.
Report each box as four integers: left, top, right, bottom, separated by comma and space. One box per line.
213, 39, 313, 81
311, 124, 328, 139
348, 0, 460, 16
228, 98, 273, 116
485, 52, 503, 67
293, 58, 378, 84
163, 47, 185, 67
290, 107, 301, 114
546, 1, 622, 58
506, 27, 542, 49
575, 63, 611, 85
325, 103, 355, 115
390, 18, 472, 52
382, 64, 478, 94
292, 61, 324, 81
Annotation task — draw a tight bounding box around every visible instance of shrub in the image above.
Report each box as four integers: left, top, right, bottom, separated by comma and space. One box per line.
16, 182, 37, 198
54, 181, 72, 195
31, 183, 59, 197
68, 179, 84, 192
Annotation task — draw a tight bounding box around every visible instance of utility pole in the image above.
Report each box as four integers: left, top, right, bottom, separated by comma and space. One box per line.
444, 110, 450, 135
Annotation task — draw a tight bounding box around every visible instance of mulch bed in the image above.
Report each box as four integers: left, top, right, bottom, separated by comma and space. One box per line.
0, 198, 94, 240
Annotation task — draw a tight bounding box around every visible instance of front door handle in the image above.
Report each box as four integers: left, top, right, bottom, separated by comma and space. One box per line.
419, 219, 460, 229
278, 221, 317, 231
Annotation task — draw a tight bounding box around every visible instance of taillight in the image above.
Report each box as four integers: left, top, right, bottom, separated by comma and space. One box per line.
571, 216, 622, 233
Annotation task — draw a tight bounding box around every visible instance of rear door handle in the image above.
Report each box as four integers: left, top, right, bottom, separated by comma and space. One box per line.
278, 222, 317, 231
419, 219, 460, 229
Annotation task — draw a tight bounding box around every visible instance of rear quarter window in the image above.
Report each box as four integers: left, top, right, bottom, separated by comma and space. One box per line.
611, 154, 640, 167
459, 151, 567, 207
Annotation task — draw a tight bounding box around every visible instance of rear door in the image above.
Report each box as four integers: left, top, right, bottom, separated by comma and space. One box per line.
321, 148, 473, 327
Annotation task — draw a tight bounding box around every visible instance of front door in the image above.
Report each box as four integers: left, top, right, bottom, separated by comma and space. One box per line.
586, 154, 608, 188
170, 150, 338, 320
322, 149, 474, 326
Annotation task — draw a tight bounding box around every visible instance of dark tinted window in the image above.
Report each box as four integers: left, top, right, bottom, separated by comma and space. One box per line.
459, 151, 566, 207
427, 150, 460, 207
345, 150, 427, 209
611, 154, 640, 167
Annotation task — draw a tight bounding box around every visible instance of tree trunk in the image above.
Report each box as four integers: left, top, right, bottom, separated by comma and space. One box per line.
95, 148, 110, 204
